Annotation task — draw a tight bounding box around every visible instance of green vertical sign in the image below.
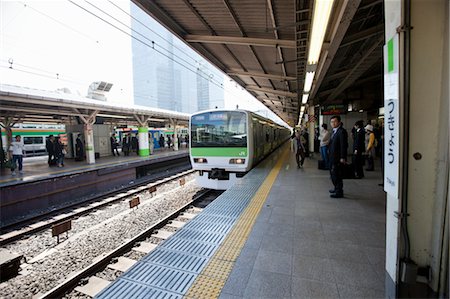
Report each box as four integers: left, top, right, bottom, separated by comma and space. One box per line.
388, 38, 394, 73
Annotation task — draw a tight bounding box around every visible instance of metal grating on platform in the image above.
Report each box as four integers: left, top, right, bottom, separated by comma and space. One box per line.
96, 150, 282, 299
122, 263, 196, 294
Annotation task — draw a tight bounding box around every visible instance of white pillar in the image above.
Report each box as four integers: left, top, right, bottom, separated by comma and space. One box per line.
308, 106, 315, 153
138, 126, 149, 157
84, 124, 95, 164
173, 126, 179, 151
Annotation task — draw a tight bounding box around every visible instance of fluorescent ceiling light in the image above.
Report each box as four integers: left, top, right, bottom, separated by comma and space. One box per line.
300, 106, 305, 112
303, 71, 315, 92
307, 0, 335, 64
302, 94, 309, 104
97, 113, 128, 119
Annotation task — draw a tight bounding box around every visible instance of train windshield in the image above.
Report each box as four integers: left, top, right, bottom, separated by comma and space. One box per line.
191, 111, 247, 147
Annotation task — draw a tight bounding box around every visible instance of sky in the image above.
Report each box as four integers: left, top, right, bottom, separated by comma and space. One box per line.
0, 0, 289, 127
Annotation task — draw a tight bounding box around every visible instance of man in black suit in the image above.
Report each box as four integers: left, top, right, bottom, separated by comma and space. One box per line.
329, 115, 348, 198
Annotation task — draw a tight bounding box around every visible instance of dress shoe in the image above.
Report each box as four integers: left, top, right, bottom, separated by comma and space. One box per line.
330, 193, 344, 198
329, 189, 336, 193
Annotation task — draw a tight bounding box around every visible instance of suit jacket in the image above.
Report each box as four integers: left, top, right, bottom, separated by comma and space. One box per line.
353, 128, 365, 153
329, 125, 348, 165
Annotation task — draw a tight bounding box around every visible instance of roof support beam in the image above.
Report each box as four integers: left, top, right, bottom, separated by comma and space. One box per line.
310, 0, 361, 99
185, 35, 296, 48
247, 86, 297, 98
227, 70, 296, 81
326, 36, 384, 101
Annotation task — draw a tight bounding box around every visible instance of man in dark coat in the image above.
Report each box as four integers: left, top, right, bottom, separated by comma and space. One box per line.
75, 134, 84, 161
46, 135, 55, 166
328, 115, 348, 198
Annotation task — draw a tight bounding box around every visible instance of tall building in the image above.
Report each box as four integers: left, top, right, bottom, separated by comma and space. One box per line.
130, 3, 224, 114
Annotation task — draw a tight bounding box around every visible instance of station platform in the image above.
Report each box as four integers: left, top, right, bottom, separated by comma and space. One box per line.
0, 148, 189, 188
96, 142, 386, 299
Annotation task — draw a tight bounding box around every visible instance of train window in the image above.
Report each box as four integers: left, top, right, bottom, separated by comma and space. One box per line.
23, 136, 44, 144
191, 111, 247, 147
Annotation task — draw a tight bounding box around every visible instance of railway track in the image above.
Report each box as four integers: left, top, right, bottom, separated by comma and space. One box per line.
39, 189, 220, 299
0, 167, 194, 246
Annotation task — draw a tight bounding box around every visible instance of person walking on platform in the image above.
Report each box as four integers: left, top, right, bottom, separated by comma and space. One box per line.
75, 134, 84, 161
46, 135, 55, 166
319, 124, 331, 169
294, 131, 306, 168
328, 115, 348, 198
365, 124, 376, 171
122, 133, 131, 156
110, 133, 120, 156
9, 135, 25, 175
353, 120, 365, 178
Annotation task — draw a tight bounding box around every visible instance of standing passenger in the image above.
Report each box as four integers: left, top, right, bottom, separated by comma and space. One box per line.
353, 120, 365, 178
54, 137, 65, 167
9, 135, 25, 175
46, 135, 55, 166
294, 131, 306, 168
365, 125, 376, 171
328, 115, 348, 198
319, 124, 331, 169
75, 134, 84, 161
110, 134, 120, 156
131, 133, 138, 155
122, 133, 131, 156
159, 135, 165, 149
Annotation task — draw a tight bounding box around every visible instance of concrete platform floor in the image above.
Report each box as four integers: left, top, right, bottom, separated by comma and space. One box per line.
220, 151, 386, 299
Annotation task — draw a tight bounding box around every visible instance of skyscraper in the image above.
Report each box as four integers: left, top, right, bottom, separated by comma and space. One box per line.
130, 3, 224, 113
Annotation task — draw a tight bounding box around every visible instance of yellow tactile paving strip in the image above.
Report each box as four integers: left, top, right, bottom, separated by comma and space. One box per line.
185, 148, 288, 299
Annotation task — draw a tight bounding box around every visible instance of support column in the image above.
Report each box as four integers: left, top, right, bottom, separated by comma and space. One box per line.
308, 106, 315, 153
138, 126, 149, 157
74, 109, 98, 164
84, 124, 95, 164
173, 120, 179, 151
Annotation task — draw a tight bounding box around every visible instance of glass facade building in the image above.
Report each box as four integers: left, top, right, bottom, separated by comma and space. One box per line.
130, 3, 224, 113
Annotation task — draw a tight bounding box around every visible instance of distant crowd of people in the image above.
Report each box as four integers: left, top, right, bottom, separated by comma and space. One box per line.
110, 133, 189, 157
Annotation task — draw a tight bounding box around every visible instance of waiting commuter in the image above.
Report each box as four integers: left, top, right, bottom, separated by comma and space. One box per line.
365, 124, 376, 171
110, 134, 120, 156
353, 120, 365, 178
131, 134, 138, 155
54, 137, 65, 168
319, 124, 331, 169
167, 136, 172, 148
46, 135, 55, 166
75, 134, 84, 161
301, 129, 309, 157
122, 133, 131, 156
9, 135, 25, 176
328, 115, 348, 198
294, 131, 306, 168
159, 135, 165, 149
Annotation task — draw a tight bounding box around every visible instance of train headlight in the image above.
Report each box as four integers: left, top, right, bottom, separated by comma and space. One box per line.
229, 158, 245, 164
194, 158, 208, 163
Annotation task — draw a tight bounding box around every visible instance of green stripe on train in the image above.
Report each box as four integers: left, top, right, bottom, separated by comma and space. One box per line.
0, 131, 65, 136
190, 147, 247, 157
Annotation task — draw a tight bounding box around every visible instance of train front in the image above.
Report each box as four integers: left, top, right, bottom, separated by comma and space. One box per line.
190, 110, 249, 190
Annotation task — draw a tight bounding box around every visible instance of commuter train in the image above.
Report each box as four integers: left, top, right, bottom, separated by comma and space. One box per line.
190, 109, 291, 189
1, 124, 65, 156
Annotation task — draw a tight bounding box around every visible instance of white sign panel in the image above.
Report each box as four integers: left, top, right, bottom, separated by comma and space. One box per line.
383, 34, 400, 198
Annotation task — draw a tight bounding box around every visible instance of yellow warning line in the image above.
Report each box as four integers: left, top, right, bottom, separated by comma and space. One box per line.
185, 148, 288, 299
